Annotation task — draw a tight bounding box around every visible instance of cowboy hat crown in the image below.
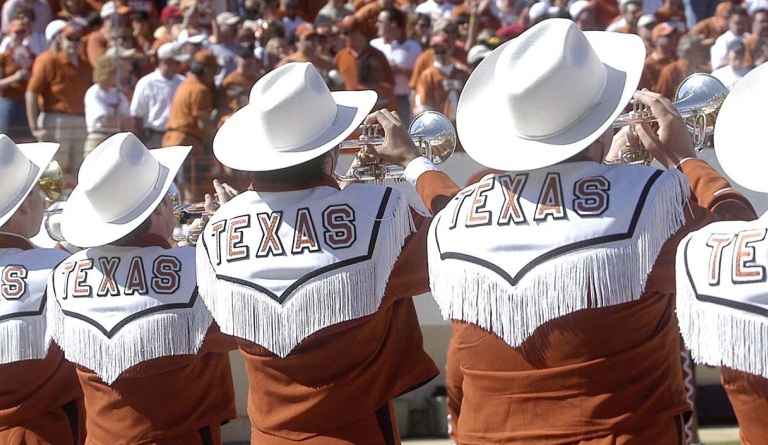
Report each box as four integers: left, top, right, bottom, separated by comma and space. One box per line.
0, 136, 59, 227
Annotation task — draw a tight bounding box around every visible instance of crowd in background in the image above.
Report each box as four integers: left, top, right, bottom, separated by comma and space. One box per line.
0, 0, 765, 200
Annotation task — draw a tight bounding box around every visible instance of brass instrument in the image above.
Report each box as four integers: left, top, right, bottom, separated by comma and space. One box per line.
612, 73, 728, 165
174, 201, 219, 224
39, 160, 64, 201
335, 111, 457, 184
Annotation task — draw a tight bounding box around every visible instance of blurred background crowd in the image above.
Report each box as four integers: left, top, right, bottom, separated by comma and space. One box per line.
1, 0, 765, 200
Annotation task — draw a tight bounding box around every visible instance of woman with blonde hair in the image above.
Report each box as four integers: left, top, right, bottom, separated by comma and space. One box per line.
83, 53, 133, 157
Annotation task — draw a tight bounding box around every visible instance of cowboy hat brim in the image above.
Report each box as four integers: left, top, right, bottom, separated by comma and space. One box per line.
714, 63, 768, 193
0, 142, 60, 227
456, 30, 645, 171
213, 90, 378, 172
61, 144, 191, 248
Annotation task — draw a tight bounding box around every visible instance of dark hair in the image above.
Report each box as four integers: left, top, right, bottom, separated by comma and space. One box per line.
382, 7, 406, 30
189, 60, 206, 76
16, 6, 35, 21
237, 43, 255, 58
251, 151, 329, 186
111, 217, 152, 246
730, 5, 748, 18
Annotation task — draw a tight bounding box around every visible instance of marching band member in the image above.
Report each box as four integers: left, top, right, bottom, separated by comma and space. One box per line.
369, 19, 755, 442
676, 62, 768, 444
0, 136, 85, 444
197, 62, 454, 443
47, 133, 236, 445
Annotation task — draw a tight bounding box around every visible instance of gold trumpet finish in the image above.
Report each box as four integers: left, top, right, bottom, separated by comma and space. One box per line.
612, 73, 728, 164
336, 111, 457, 184
39, 160, 64, 201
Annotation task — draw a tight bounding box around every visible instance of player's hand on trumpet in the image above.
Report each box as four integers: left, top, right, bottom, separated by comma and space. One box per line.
364, 109, 421, 168
633, 89, 697, 169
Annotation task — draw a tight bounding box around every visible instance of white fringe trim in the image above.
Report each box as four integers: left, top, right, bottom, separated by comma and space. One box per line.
430, 169, 690, 348
46, 300, 213, 384
677, 277, 768, 379
0, 316, 48, 364
197, 188, 415, 357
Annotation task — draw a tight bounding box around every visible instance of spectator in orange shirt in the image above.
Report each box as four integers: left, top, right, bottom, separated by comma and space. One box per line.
689, 1, 731, 47
640, 22, 678, 90
409, 19, 466, 91
637, 13, 659, 54
0, 19, 34, 141
744, 7, 768, 67
414, 33, 468, 122
654, 0, 686, 31
655, 33, 707, 99
86, 1, 132, 67
333, 15, 395, 110
277, 23, 334, 74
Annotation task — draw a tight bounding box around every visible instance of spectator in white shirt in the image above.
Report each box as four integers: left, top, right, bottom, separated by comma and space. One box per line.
711, 5, 750, 69
83, 52, 134, 157
130, 42, 188, 147
415, 0, 456, 23
371, 7, 421, 123
712, 38, 751, 90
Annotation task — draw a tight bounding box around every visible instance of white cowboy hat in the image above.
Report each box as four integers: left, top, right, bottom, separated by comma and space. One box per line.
714, 62, 768, 193
0, 136, 59, 227
61, 133, 191, 247
214, 62, 377, 171
456, 18, 645, 171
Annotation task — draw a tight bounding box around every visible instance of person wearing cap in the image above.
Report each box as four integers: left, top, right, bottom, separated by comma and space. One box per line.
210, 11, 241, 85
570, 0, 599, 31
0, 136, 85, 444
47, 132, 236, 445
276, 22, 334, 74
414, 0, 456, 23
369, 18, 756, 442
637, 13, 659, 53
689, 1, 732, 48
710, 5, 750, 70
86, 0, 132, 67
0, 19, 34, 141
413, 33, 468, 123
131, 42, 188, 148
163, 49, 219, 201
25, 24, 92, 180
711, 38, 751, 90
334, 15, 396, 111
744, 7, 768, 67
84, 53, 135, 157
198, 61, 444, 443
675, 62, 768, 445
371, 7, 422, 124
0, 0, 51, 35
655, 33, 708, 99
639, 22, 679, 90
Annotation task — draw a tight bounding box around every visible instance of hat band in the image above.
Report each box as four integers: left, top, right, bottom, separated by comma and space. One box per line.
272, 106, 340, 153
514, 73, 608, 141
104, 164, 169, 223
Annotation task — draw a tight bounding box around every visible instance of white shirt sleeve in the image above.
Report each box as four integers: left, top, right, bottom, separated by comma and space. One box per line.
403, 156, 439, 187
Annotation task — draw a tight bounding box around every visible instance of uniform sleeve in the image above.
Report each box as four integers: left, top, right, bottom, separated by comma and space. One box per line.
383, 209, 431, 300
415, 170, 462, 215
645, 159, 757, 295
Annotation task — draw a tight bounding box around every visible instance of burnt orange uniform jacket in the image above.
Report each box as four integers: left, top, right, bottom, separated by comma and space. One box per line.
238, 176, 441, 444
73, 234, 237, 445
0, 234, 84, 445
415, 160, 756, 444
721, 367, 768, 445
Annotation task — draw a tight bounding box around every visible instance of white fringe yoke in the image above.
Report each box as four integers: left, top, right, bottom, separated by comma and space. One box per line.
196, 184, 415, 358
46, 246, 210, 384
429, 162, 690, 348
0, 248, 68, 364
676, 210, 768, 378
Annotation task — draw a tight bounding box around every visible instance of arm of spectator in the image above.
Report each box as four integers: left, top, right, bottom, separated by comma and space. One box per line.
0, 69, 28, 89
25, 90, 46, 141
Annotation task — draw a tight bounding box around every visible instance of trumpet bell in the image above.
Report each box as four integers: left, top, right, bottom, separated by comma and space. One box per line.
674, 73, 728, 146
409, 111, 457, 165
39, 160, 64, 201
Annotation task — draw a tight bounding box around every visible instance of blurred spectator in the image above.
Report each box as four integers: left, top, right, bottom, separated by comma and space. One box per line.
410, 20, 465, 92
355, 0, 396, 40
130, 42, 187, 147
316, 0, 353, 24
277, 23, 333, 72
639, 22, 678, 89
655, 33, 707, 99
0, 19, 34, 140
569, 1, 599, 31
682, 0, 719, 30
711, 38, 751, 89
744, 7, 768, 67
689, 1, 731, 47
58, 0, 90, 25
492, 0, 518, 27
609, 0, 642, 33
216, 83, 247, 127
495, 0, 534, 40
240, 0, 262, 20
710, 5, 750, 69
84, 52, 134, 156
262, 34, 288, 69
86, 1, 132, 66
155, 5, 185, 46
413, 33, 468, 122
415, 0, 456, 22
44, 19, 66, 52
0, 7, 46, 55
1, 0, 51, 34
654, 0, 686, 30
590, 0, 619, 30
408, 12, 431, 49
210, 11, 241, 85
131, 11, 154, 54
280, 0, 307, 40
637, 13, 658, 53
371, 7, 421, 123
25, 24, 92, 177
220, 43, 261, 113
334, 15, 395, 110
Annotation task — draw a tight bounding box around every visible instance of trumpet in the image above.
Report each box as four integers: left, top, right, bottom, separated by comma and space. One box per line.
39, 160, 64, 201
612, 73, 728, 165
174, 201, 219, 224
334, 111, 457, 184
